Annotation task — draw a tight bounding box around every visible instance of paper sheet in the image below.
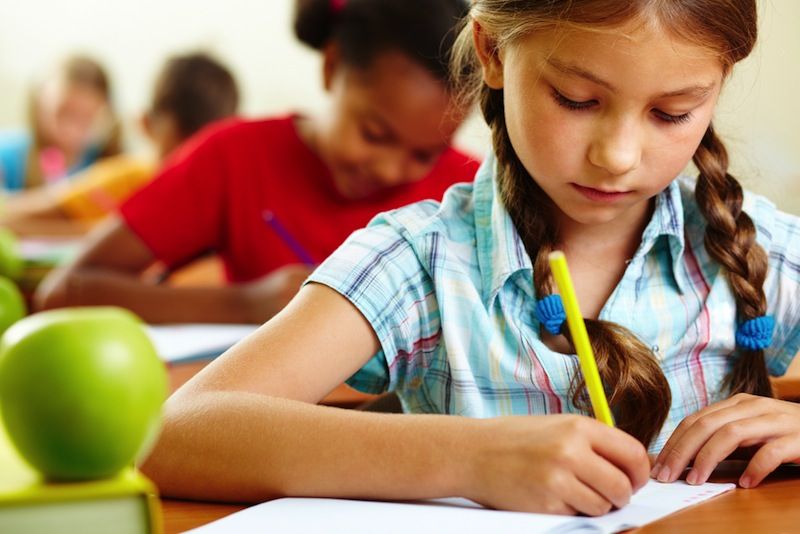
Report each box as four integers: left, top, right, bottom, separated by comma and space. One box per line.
186, 480, 734, 534
145, 324, 259, 363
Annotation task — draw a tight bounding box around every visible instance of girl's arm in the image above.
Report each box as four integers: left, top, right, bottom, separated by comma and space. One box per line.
33, 216, 310, 323
0, 187, 91, 237
140, 283, 651, 516
652, 393, 800, 488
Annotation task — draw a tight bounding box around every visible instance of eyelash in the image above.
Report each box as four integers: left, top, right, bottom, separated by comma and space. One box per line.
361, 126, 385, 143
551, 89, 693, 125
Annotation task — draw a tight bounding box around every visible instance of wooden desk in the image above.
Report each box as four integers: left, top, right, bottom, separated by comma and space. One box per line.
160, 469, 800, 533
160, 363, 800, 533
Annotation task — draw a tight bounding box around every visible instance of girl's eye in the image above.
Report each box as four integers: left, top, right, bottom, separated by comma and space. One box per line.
361, 125, 387, 144
552, 89, 596, 111
652, 109, 692, 125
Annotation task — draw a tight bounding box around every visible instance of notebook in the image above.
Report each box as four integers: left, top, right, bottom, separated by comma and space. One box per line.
0, 422, 161, 534
187, 479, 734, 534
145, 323, 259, 363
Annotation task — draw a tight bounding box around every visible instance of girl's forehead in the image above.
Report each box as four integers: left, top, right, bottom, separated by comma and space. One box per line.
510, 21, 725, 92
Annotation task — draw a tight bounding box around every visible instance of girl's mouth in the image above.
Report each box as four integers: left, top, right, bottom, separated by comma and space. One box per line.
571, 183, 632, 203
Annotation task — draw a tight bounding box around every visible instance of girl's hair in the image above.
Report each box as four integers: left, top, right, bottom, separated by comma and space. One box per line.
452, 1, 762, 447
26, 55, 122, 188
149, 52, 240, 140
293, 0, 470, 89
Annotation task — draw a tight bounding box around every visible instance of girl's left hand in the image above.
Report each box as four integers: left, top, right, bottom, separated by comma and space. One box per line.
652, 393, 800, 488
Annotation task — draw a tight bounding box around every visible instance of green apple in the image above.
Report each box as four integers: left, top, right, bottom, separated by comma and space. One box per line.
0, 276, 25, 335
0, 228, 22, 280
0, 307, 167, 480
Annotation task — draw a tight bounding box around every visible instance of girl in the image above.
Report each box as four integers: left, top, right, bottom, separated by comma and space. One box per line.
141, 0, 800, 517
34, 0, 479, 324
0, 55, 121, 192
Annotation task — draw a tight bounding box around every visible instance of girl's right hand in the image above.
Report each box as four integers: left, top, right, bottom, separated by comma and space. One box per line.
464, 414, 650, 516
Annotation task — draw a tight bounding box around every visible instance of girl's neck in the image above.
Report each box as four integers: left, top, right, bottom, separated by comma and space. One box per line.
556, 199, 654, 266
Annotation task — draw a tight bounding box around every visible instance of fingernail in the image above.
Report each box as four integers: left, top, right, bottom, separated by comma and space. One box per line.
650, 462, 661, 478
740, 476, 751, 488
656, 466, 671, 482
686, 469, 698, 485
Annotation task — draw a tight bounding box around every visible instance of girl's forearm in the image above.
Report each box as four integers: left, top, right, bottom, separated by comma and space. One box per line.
141, 390, 480, 503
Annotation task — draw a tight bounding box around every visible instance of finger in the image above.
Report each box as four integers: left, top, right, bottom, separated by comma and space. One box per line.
740, 436, 800, 488
653, 394, 753, 470
575, 452, 634, 510
562, 475, 614, 517
588, 424, 650, 491
654, 398, 774, 483
685, 414, 784, 485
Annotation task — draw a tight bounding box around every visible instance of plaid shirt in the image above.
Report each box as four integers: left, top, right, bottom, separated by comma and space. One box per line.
308, 154, 800, 451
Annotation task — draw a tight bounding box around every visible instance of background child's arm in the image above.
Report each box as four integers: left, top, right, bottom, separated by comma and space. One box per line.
140, 283, 650, 515
0, 187, 91, 237
34, 216, 309, 323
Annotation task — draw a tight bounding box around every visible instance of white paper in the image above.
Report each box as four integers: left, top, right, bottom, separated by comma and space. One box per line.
146, 324, 259, 363
186, 480, 734, 534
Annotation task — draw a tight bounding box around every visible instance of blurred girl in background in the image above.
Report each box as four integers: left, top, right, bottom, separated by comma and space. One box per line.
0, 55, 121, 192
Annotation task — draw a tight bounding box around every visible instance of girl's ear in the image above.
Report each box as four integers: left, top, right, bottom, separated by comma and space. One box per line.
473, 21, 504, 89
322, 42, 341, 92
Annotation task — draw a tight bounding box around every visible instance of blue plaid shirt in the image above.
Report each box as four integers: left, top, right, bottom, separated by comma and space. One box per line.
308, 154, 800, 451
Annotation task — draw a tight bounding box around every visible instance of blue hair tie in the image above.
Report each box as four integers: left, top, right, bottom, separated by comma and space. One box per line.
535, 294, 566, 335
735, 316, 775, 351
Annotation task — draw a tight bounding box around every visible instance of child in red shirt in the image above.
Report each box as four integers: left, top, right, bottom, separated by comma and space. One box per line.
36, 0, 479, 323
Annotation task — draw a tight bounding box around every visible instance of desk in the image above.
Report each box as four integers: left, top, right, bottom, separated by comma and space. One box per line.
160, 471, 800, 533
160, 364, 800, 533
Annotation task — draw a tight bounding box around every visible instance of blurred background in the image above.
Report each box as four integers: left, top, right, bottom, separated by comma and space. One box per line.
1, 0, 797, 213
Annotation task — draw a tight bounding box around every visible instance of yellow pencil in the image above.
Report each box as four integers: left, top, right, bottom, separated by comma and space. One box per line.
548, 251, 614, 427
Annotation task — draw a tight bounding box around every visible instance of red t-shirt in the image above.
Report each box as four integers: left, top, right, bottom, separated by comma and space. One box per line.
120, 116, 480, 282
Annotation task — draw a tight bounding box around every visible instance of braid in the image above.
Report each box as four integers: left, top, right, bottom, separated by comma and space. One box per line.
693, 125, 772, 396
480, 86, 671, 447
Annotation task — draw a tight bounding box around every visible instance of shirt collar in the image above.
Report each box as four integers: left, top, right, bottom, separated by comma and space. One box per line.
473, 153, 690, 304
634, 178, 688, 293
473, 153, 532, 305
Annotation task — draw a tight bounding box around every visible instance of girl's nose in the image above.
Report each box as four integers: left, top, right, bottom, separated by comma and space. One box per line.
587, 118, 642, 176
372, 152, 407, 188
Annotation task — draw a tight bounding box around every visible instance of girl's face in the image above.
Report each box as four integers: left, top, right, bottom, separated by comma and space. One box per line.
478, 20, 724, 230
315, 50, 464, 200
36, 80, 109, 155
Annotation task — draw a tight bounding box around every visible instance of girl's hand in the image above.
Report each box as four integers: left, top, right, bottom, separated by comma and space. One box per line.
652, 393, 800, 488
466, 415, 650, 516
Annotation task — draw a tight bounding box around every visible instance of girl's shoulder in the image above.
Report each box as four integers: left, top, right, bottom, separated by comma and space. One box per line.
0, 130, 30, 157
0, 130, 31, 191
369, 181, 478, 245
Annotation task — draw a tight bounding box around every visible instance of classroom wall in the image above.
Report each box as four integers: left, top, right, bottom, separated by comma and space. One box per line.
1, 1, 797, 213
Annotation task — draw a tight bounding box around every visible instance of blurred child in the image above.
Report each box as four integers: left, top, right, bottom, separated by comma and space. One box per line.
36, 0, 480, 324
0, 53, 239, 236
0, 55, 121, 192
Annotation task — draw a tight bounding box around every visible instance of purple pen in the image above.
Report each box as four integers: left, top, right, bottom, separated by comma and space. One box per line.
261, 210, 316, 266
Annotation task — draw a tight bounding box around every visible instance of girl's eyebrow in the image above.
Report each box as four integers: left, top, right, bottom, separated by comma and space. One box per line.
545, 57, 717, 99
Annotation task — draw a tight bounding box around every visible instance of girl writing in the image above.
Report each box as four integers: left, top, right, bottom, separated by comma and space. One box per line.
142, 0, 800, 516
